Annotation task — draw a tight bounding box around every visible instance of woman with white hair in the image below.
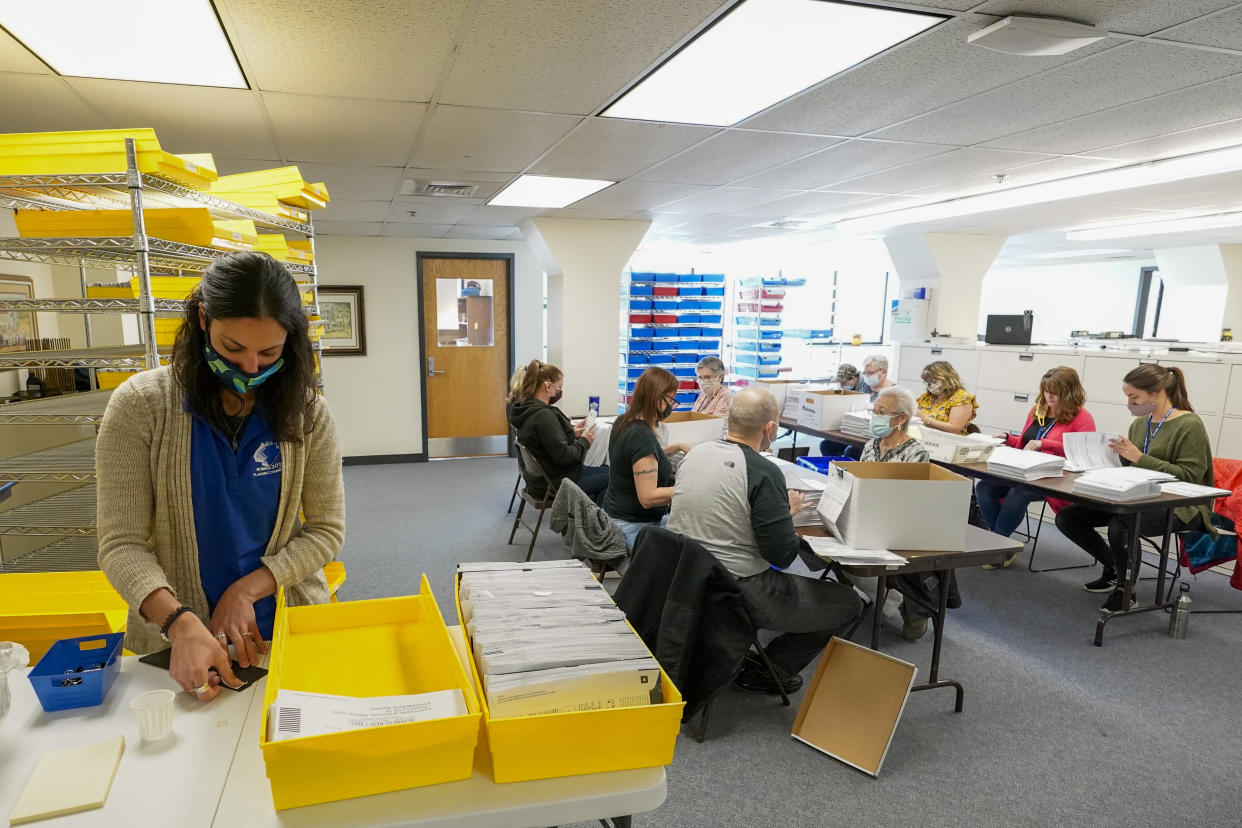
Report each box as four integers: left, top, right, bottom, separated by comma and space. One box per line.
862, 355, 893, 402
859, 386, 927, 462
691, 355, 732, 426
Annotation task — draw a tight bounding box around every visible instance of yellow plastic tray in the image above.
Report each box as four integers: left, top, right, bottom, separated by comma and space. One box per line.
454, 573, 683, 783
205, 190, 309, 223
260, 577, 481, 810
255, 235, 315, 265
0, 571, 129, 661
89, 280, 314, 304
15, 208, 257, 251
323, 561, 346, 602
0, 129, 217, 189
207, 167, 330, 209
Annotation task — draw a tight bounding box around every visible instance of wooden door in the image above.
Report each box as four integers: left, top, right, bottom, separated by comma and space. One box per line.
420, 255, 510, 457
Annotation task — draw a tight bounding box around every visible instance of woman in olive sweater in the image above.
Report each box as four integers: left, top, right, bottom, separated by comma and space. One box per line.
508, 359, 608, 503
1055, 363, 1215, 613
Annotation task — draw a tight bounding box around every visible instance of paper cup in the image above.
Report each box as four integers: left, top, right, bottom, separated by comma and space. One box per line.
130, 689, 175, 741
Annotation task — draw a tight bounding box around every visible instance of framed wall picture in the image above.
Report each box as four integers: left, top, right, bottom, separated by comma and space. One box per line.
318, 285, 366, 356
0, 274, 37, 353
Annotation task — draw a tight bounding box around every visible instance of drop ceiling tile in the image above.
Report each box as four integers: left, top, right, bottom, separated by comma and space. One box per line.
0, 29, 47, 73
1159, 7, 1242, 49
659, 214, 759, 238
530, 118, 716, 180
440, 0, 729, 114
735, 139, 955, 190
380, 222, 453, 237
634, 130, 844, 185
971, 0, 1240, 36
67, 79, 278, 158
292, 163, 404, 201
457, 205, 547, 226
411, 107, 580, 172
313, 221, 383, 235
319, 199, 392, 222
447, 225, 525, 240
1088, 118, 1242, 163
834, 147, 1057, 194
263, 93, 425, 164
659, 187, 793, 214
386, 196, 483, 224
570, 181, 711, 212
0, 75, 109, 133
873, 43, 1242, 146
982, 74, 1242, 156
744, 19, 1115, 137
903, 155, 1121, 200
727, 190, 892, 219
218, 0, 468, 99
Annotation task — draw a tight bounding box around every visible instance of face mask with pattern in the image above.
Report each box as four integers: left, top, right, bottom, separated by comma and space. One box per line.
204, 339, 284, 393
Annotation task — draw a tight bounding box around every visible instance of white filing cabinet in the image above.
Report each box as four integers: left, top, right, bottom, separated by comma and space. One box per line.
898, 346, 934, 381
1217, 416, 1242, 459
1159, 358, 1226, 415
976, 350, 1084, 395
974, 388, 1035, 434
1082, 353, 1143, 404
1225, 365, 1242, 417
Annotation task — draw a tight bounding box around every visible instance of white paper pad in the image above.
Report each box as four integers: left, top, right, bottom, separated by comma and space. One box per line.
803, 536, 906, 567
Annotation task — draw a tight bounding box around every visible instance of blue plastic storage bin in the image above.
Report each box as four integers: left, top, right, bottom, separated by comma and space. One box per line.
627, 353, 648, 365
675, 392, 697, 403
700, 273, 725, 283
760, 330, 783, 340
674, 353, 698, 364
676, 273, 698, 282
629, 341, 652, 351
693, 314, 722, 324
677, 287, 702, 296
703, 287, 725, 296
654, 273, 679, 282
626, 367, 646, 379
629, 299, 652, 310
630, 272, 657, 282
699, 340, 720, 351
630, 285, 653, 296
700, 327, 723, 338
677, 341, 700, 351
28, 633, 123, 712
652, 301, 678, 310
736, 340, 782, 352
652, 328, 679, 338
676, 327, 697, 337
631, 327, 655, 338
796, 456, 853, 474
672, 367, 696, 378
698, 300, 723, 311
735, 353, 781, 366
680, 300, 700, 310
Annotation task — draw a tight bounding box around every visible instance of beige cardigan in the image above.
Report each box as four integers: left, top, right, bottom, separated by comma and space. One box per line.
95, 367, 345, 654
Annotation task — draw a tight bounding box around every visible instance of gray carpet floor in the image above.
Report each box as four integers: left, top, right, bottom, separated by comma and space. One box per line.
340, 457, 1242, 828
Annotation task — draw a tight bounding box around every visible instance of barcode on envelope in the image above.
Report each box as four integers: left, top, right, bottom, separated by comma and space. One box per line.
278, 707, 302, 734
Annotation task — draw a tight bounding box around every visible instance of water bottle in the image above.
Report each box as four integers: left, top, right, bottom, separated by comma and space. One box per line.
1168, 583, 1191, 639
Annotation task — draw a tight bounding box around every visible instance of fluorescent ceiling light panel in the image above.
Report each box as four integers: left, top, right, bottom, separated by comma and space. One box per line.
487, 175, 615, 209
0, 0, 245, 87
1026, 248, 1133, 259
835, 144, 1242, 235
1066, 212, 1242, 241
601, 0, 944, 127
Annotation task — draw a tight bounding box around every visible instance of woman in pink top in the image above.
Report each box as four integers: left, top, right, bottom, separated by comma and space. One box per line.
977, 366, 1095, 567
691, 356, 732, 429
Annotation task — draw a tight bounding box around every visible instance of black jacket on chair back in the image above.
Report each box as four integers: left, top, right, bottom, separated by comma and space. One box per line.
614, 526, 756, 722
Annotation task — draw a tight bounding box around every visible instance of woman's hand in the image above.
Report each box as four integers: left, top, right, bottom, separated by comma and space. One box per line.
582, 425, 596, 445
1024, 440, 1042, 452
210, 583, 269, 668
1108, 434, 1142, 463
167, 612, 241, 701
572, 419, 586, 437
787, 489, 806, 515
665, 442, 691, 456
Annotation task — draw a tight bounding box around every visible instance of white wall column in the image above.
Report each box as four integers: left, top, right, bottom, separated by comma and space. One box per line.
884, 232, 1006, 339
1152, 244, 1242, 341
521, 217, 650, 414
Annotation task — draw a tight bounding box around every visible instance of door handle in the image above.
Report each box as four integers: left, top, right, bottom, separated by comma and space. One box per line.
428, 357, 445, 377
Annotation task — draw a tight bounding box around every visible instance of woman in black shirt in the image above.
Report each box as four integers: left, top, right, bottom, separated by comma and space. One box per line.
508, 360, 608, 502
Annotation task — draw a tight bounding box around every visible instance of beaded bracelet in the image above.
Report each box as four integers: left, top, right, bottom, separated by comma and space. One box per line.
159, 605, 195, 640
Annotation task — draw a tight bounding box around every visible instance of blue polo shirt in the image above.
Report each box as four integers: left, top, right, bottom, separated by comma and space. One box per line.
189, 405, 282, 639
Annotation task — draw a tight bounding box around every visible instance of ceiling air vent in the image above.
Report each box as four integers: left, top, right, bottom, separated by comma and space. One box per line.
758, 218, 808, 230
400, 179, 479, 197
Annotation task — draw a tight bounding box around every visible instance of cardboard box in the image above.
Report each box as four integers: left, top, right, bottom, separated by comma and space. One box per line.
660, 411, 725, 445
780, 383, 829, 421
816, 462, 971, 551
791, 638, 917, 777
797, 390, 869, 431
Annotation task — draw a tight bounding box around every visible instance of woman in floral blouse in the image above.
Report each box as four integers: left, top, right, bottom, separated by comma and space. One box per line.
917, 360, 978, 435
860, 386, 928, 462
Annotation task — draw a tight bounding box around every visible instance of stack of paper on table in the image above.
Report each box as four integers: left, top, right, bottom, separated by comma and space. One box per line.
458, 560, 662, 718
1062, 432, 1124, 472
779, 463, 826, 527
839, 410, 872, 441
986, 445, 1065, 481
802, 536, 907, 568
1072, 467, 1177, 502
10, 735, 125, 825
267, 689, 469, 743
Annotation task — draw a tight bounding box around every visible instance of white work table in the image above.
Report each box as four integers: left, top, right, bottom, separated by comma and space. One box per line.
1, 628, 668, 828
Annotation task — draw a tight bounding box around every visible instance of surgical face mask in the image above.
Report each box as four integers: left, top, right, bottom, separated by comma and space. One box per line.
1128, 399, 1157, 417
864, 372, 882, 387
925, 381, 943, 395
759, 422, 775, 453
698, 377, 719, 393
660, 402, 675, 420
548, 384, 563, 405
203, 339, 284, 393
869, 413, 896, 439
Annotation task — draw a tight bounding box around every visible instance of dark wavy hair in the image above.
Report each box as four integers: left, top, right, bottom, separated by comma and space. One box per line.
171, 251, 316, 443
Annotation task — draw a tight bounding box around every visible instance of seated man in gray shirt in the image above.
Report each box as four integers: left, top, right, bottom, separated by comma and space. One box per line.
669, 387, 864, 694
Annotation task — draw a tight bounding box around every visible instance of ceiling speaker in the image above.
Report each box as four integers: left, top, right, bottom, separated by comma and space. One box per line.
967, 16, 1105, 56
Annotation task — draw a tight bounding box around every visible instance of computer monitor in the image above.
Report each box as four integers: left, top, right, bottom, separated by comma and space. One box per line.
985, 313, 1033, 345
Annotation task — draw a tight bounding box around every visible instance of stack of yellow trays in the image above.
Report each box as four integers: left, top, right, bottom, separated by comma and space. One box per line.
15, 207, 257, 252
88, 278, 314, 303
208, 190, 309, 223
207, 166, 330, 210
0, 571, 130, 661
0, 129, 217, 190
255, 234, 315, 265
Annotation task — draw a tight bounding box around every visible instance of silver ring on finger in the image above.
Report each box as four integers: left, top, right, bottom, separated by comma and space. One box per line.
242, 631, 253, 638
215, 633, 227, 642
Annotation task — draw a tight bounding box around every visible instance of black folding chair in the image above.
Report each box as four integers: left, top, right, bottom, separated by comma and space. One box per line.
508, 441, 558, 562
